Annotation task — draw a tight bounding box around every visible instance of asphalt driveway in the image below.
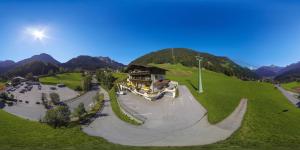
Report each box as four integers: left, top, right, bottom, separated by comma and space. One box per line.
83, 86, 247, 146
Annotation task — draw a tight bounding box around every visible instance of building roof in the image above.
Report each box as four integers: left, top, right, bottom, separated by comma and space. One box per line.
12, 76, 25, 80
126, 64, 167, 74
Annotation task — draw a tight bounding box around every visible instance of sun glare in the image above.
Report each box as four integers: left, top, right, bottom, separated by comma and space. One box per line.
32, 30, 46, 40
26, 27, 48, 41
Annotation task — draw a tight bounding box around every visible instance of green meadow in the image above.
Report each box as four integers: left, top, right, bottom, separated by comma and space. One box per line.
282, 81, 300, 93
1, 64, 300, 150
39, 73, 83, 90
155, 64, 300, 148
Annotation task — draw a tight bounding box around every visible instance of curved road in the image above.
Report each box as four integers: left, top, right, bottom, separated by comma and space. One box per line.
83, 86, 247, 146
276, 85, 300, 107
65, 87, 99, 112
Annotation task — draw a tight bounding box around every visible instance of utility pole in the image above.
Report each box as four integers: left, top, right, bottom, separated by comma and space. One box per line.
172, 48, 175, 64
195, 56, 203, 93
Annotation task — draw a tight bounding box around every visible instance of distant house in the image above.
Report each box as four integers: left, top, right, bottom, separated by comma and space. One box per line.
119, 64, 178, 100
11, 76, 26, 86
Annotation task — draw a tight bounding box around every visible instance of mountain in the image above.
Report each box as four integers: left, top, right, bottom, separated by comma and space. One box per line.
16, 53, 61, 66
274, 62, 300, 82
255, 65, 283, 78
98, 56, 125, 69
63, 55, 125, 70
130, 48, 258, 80
0, 60, 15, 68
0, 60, 15, 73
0, 53, 60, 76
5, 61, 59, 78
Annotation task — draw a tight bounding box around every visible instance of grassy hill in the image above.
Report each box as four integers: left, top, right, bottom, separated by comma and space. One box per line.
39, 73, 83, 90
282, 81, 300, 93
154, 64, 300, 148
1, 64, 300, 150
130, 48, 258, 80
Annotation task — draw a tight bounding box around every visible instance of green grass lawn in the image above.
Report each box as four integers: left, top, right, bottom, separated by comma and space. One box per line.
1, 64, 300, 150
282, 81, 300, 93
109, 87, 141, 125
39, 73, 83, 90
154, 64, 300, 149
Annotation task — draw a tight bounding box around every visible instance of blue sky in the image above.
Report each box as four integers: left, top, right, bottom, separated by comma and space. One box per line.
0, 0, 300, 67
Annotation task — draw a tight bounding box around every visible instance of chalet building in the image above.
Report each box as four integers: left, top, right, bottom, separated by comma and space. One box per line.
119, 64, 178, 100
127, 65, 167, 92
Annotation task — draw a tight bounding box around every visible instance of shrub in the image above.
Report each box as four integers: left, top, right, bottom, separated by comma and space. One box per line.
90, 93, 104, 113
7, 101, 13, 106
73, 102, 86, 120
175, 88, 179, 98
50, 93, 60, 105
75, 86, 83, 91
43, 105, 71, 128
0, 92, 9, 99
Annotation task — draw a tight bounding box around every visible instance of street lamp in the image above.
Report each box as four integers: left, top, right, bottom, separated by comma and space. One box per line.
195, 56, 203, 93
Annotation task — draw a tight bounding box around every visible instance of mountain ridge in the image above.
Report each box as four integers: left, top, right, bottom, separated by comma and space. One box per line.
130, 48, 258, 80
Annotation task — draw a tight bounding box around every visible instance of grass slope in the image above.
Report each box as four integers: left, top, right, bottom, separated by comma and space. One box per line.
282, 81, 300, 93
154, 64, 300, 148
39, 73, 83, 90
1, 64, 300, 150
109, 87, 141, 125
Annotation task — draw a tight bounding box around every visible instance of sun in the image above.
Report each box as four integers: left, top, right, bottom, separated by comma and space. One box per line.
32, 29, 46, 40
26, 27, 48, 41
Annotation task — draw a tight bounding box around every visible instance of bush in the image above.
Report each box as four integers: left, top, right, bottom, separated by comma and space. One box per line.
0, 92, 9, 100
7, 101, 13, 106
73, 102, 86, 120
50, 93, 60, 105
43, 105, 71, 128
175, 88, 179, 98
75, 86, 83, 91
90, 93, 105, 113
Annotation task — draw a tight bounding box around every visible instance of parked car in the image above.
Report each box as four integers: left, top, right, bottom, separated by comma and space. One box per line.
50, 87, 57, 90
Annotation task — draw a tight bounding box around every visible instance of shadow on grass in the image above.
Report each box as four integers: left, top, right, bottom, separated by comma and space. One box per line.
186, 79, 198, 91
0, 102, 5, 109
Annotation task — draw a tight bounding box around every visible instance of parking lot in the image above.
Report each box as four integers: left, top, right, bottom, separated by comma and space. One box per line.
8, 83, 79, 105
3, 82, 80, 120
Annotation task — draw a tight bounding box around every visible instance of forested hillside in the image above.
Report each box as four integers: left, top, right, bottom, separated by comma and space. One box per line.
130, 48, 258, 80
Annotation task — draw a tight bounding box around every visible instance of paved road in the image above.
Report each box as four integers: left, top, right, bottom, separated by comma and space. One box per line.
83, 86, 247, 146
276, 85, 300, 107
65, 86, 99, 112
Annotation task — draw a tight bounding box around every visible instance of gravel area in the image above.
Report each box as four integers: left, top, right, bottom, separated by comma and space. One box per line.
83, 86, 247, 146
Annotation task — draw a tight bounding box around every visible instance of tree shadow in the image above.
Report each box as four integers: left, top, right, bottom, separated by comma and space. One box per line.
0, 102, 5, 109
186, 79, 198, 91
296, 102, 300, 108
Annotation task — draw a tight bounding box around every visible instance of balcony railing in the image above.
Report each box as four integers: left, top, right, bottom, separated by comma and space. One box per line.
130, 77, 152, 82
129, 71, 150, 76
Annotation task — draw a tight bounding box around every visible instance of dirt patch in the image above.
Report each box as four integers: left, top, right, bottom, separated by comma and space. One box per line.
292, 87, 300, 93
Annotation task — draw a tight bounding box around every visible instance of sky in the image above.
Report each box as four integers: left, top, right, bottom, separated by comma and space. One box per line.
0, 0, 300, 68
